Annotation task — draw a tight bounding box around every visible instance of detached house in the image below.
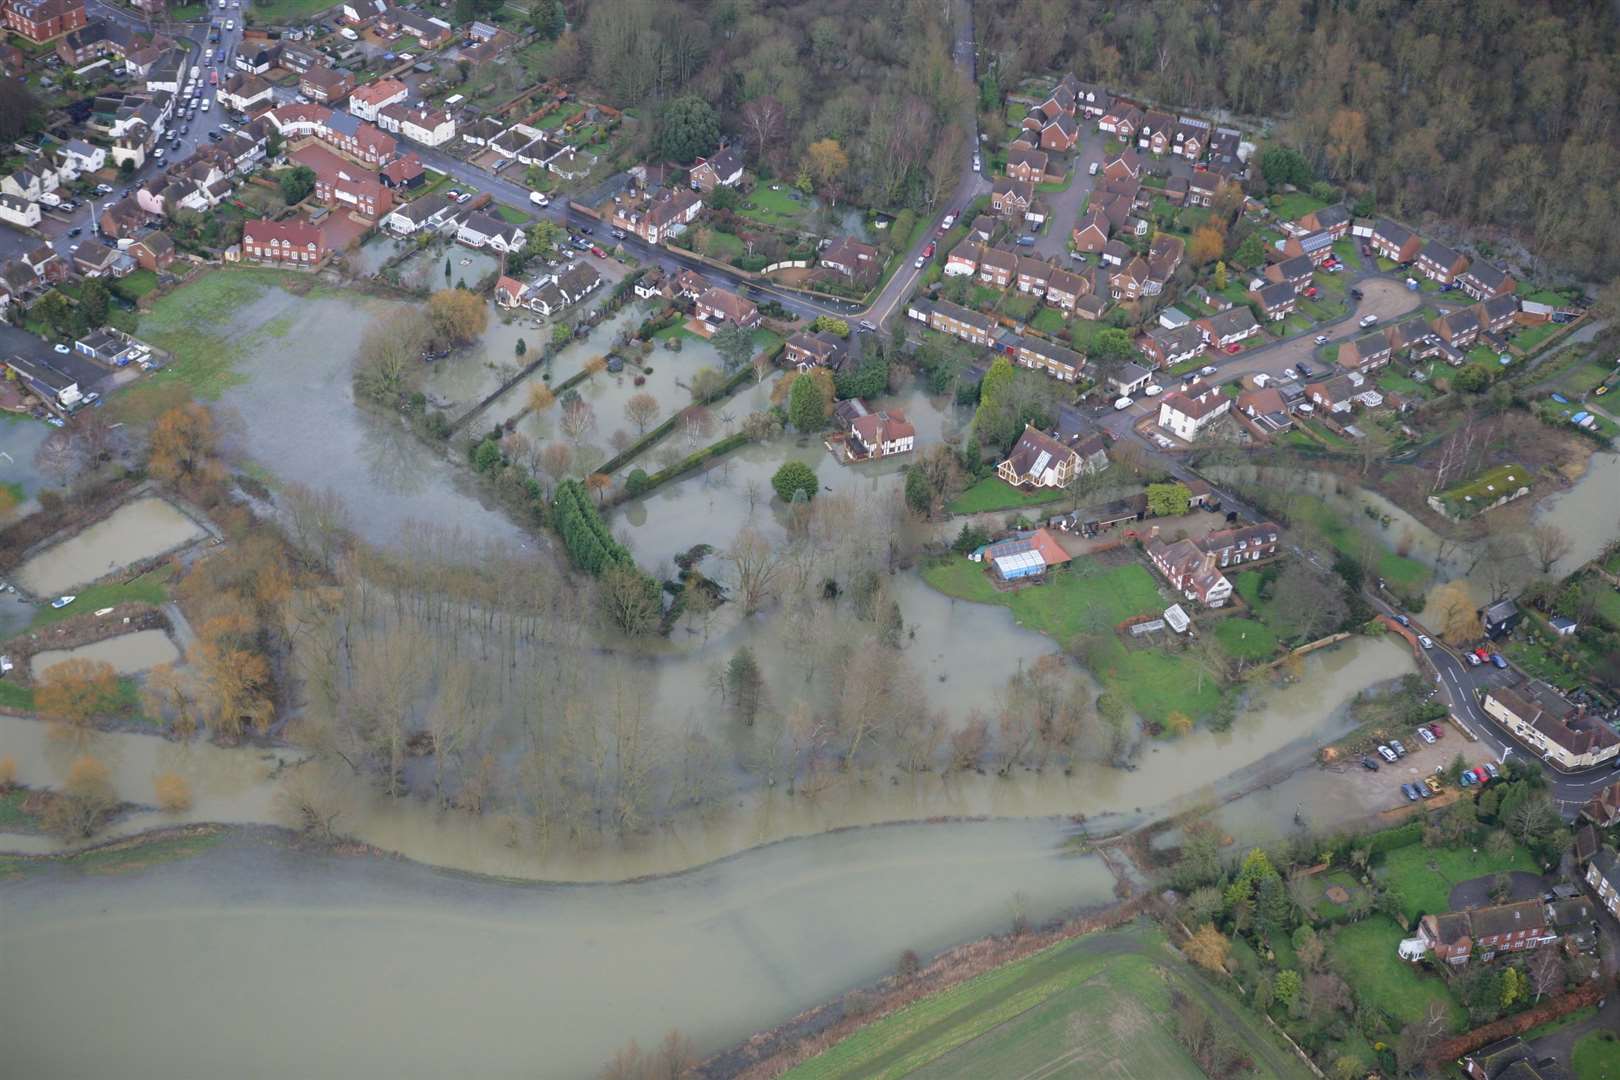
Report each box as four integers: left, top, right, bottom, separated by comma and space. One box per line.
783, 330, 849, 372
1043, 266, 1090, 312
1039, 112, 1078, 151
693, 287, 760, 334
1249, 279, 1297, 321
299, 65, 354, 105
1071, 81, 1110, 119
1102, 148, 1140, 182
1098, 100, 1143, 140
991, 178, 1034, 218
1111, 256, 1151, 301
1238, 387, 1293, 433
1418, 900, 1555, 966
1071, 208, 1111, 252
996, 425, 1086, 489
1173, 116, 1208, 160
1370, 219, 1421, 263
1158, 388, 1231, 441
1137, 110, 1176, 155
837, 402, 915, 462
1185, 170, 1220, 208
608, 185, 701, 245
1416, 239, 1469, 284
456, 210, 525, 253
1265, 254, 1315, 295
0, 193, 39, 229
819, 235, 880, 283
689, 145, 743, 192
217, 72, 275, 113
1005, 146, 1049, 183
1145, 539, 1232, 607
1458, 260, 1516, 302
1197, 307, 1260, 348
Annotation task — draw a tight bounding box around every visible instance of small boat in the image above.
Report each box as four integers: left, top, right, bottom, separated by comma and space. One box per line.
50, 595, 76, 609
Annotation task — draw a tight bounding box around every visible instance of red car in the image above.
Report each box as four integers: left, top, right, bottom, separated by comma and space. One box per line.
1322, 257, 1337, 267
1304, 286, 1319, 298
1225, 343, 1241, 354
1473, 646, 1490, 661
1428, 722, 1445, 739
589, 245, 606, 258
922, 241, 936, 258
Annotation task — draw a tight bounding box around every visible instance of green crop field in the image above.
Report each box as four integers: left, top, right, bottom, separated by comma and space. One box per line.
787, 927, 1308, 1080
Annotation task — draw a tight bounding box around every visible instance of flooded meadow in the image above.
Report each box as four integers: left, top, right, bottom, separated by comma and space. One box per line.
29, 628, 180, 678
13, 496, 205, 597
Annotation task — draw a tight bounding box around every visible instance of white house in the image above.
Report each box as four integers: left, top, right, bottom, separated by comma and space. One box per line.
0, 193, 40, 228
383, 192, 460, 235
456, 210, 525, 253
60, 139, 106, 177
380, 102, 456, 147
1157, 389, 1231, 442
347, 77, 408, 123
1483, 685, 1620, 770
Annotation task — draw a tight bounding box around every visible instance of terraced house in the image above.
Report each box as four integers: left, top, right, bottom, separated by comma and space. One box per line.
1418, 900, 1555, 965
1416, 239, 1469, 284
1483, 684, 1620, 769
1012, 336, 1084, 382
1457, 259, 1516, 301
907, 297, 994, 347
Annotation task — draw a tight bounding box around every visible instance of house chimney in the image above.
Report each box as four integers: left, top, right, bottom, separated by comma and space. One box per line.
1202, 550, 1218, 573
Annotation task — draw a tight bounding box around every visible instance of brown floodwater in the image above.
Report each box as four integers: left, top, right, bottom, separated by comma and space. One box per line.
28, 628, 180, 679
13, 497, 205, 596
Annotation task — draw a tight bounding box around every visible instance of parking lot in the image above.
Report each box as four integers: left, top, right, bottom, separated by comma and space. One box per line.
1336, 717, 1504, 814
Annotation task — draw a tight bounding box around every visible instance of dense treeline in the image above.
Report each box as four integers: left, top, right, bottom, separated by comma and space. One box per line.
976, 0, 1620, 278
553, 477, 634, 576
555, 0, 969, 209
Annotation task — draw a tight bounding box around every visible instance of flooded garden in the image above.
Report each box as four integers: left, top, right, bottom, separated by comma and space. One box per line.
13, 496, 205, 597
28, 628, 180, 679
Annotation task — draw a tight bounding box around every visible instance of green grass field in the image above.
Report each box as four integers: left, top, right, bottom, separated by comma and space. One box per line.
786, 927, 1306, 1080
1513, 321, 1564, 354
945, 477, 1070, 516
0, 680, 35, 710
1329, 916, 1465, 1029
1213, 617, 1278, 661
1268, 193, 1329, 220
28, 568, 173, 631
1031, 307, 1067, 335
922, 557, 1224, 722
1573, 1030, 1620, 1080
738, 184, 812, 229
1376, 841, 1540, 923
1284, 494, 1430, 594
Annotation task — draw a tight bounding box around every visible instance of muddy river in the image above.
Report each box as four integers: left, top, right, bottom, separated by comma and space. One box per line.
13, 497, 205, 596
29, 628, 181, 678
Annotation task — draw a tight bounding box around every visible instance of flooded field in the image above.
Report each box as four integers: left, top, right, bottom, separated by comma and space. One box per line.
0, 823, 1115, 1080
1533, 451, 1620, 575
29, 628, 180, 679
0, 412, 51, 504
214, 288, 529, 551
14, 497, 205, 596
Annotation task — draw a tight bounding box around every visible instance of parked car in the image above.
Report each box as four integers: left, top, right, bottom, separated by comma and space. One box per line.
913, 255, 925, 269
1390, 739, 1407, 757
1143, 384, 1163, 397
971, 153, 981, 172
1314, 335, 1328, 345
1088, 161, 1099, 175
589, 245, 606, 258
1359, 314, 1378, 328
1401, 783, 1419, 801
1466, 652, 1481, 666
1377, 744, 1397, 762
1418, 635, 1434, 649
1490, 653, 1508, 669
1417, 726, 1436, 744
1460, 770, 1475, 786
1417, 781, 1433, 799
1473, 646, 1490, 662
1470, 767, 1489, 784
1200, 365, 1217, 375
1303, 286, 1319, 298
857, 320, 876, 333
1361, 755, 1379, 771
1482, 761, 1499, 780
1395, 614, 1410, 626
609, 227, 627, 240
1225, 343, 1241, 354
1113, 396, 1133, 411
1015, 235, 1035, 247
1424, 776, 1441, 794
1349, 288, 1364, 300
1296, 362, 1313, 377
1428, 722, 1445, 740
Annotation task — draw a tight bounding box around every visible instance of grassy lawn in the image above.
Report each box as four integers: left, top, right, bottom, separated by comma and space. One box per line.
1268, 192, 1329, 220
1512, 321, 1563, 354
1331, 239, 1363, 270
1573, 1030, 1620, 1080
0, 786, 39, 828
1213, 617, 1277, 661
0, 680, 35, 710
1432, 463, 1529, 518
786, 927, 1306, 1080
247, 0, 336, 27
112, 269, 160, 302
968, 284, 1002, 310
923, 556, 1223, 722
737, 184, 811, 230
28, 568, 173, 630
701, 228, 747, 263
1376, 841, 1541, 923
1329, 916, 1465, 1030
1554, 354, 1619, 397
492, 204, 530, 227
1299, 418, 1352, 450
1377, 369, 1431, 398
1500, 637, 1585, 692
946, 476, 1069, 515
1030, 306, 1066, 335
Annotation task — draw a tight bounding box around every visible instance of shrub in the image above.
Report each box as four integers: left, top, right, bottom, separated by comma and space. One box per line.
624, 468, 652, 497
772, 460, 818, 503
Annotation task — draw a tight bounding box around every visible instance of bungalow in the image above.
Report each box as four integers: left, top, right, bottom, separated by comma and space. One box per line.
1043, 266, 1089, 312
1297, 204, 1350, 240
1238, 387, 1293, 433
1370, 218, 1421, 264
1102, 148, 1140, 182
819, 235, 880, 283
347, 77, 407, 122
1338, 330, 1393, 372
1108, 361, 1155, 398
996, 425, 1084, 489
977, 245, 1017, 289
1070, 208, 1110, 252
1416, 239, 1469, 284
689, 144, 743, 192
632, 267, 668, 300
1434, 307, 1481, 348
1013, 336, 1083, 382
1005, 146, 1049, 183
1418, 900, 1555, 966
1145, 538, 1234, 607
394, 10, 452, 49
74, 327, 135, 364
944, 240, 980, 277
1458, 260, 1516, 302
240, 218, 326, 267
1476, 294, 1519, 334
693, 287, 760, 334
1197, 307, 1260, 348
6, 355, 80, 411
456, 211, 526, 253
783, 330, 848, 372
1264, 254, 1315, 295
1158, 388, 1230, 441
543, 144, 595, 180
1039, 113, 1078, 152
1588, 849, 1620, 920
460, 116, 504, 148
1483, 684, 1620, 770
382, 191, 460, 235
1013, 255, 1051, 295
841, 404, 915, 462
1173, 116, 1209, 160
1138, 110, 1176, 155
1139, 324, 1204, 368
1249, 279, 1296, 321
991, 178, 1034, 218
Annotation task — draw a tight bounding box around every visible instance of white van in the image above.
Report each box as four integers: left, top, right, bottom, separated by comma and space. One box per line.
528, 191, 550, 207
340, 26, 359, 40
1113, 396, 1133, 410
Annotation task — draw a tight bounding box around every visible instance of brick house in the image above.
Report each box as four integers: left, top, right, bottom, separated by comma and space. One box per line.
1098, 101, 1143, 140
129, 231, 174, 271
1434, 307, 1482, 348
1005, 146, 1049, 183
240, 218, 325, 266
1185, 171, 1219, 207
1013, 336, 1083, 382
1039, 113, 1078, 151
1264, 254, 1315, 294
1249, 279, 1297, 321
1173, 116, 1208, 160
977, 245, 1017, 289
1043, 266, 1090, 312
1416, 239, 1469, 284
608, 186, 702, 245
1296, 204, 1350, 239
1458, 260, 1517, 302
1071, 208, 1110, 252
945, 240, 980, 277
1418, 900, 1555, 965
1338, 330, 1393, 372
1016, 255, 1051, 294
1110, 255, 1151, 300
689, 145, 743, 192
1586, 849, 1620, 919
299, 65, 355, 105
693, 287, 760, 334
1138, 324, 1204, 368
1197, 307, 1260, 348
842, 404, 915, 461
783, 330, 848, 372
1476, 293, 1520, 334
1370, 219, 1422, 263
991, 178, 1034, 218
3, 0, 86, 43
907, 297, 995, 346
819, 235, 879, 283
1145, 540, 1233, 607
1102, 148, 1140, 183
1137, 110, 1176, 155
1282, 228, 1335, 266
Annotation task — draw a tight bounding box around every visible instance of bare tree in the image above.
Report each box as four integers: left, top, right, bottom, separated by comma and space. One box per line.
624, 392, 660, 435
727, 526, 780, 615
560, 399, 597, 445
1528, 523, 1573, 576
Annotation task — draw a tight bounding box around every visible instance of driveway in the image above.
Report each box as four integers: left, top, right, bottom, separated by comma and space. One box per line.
1448, 870, 1546, 910
1031, 149, 1099, 261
